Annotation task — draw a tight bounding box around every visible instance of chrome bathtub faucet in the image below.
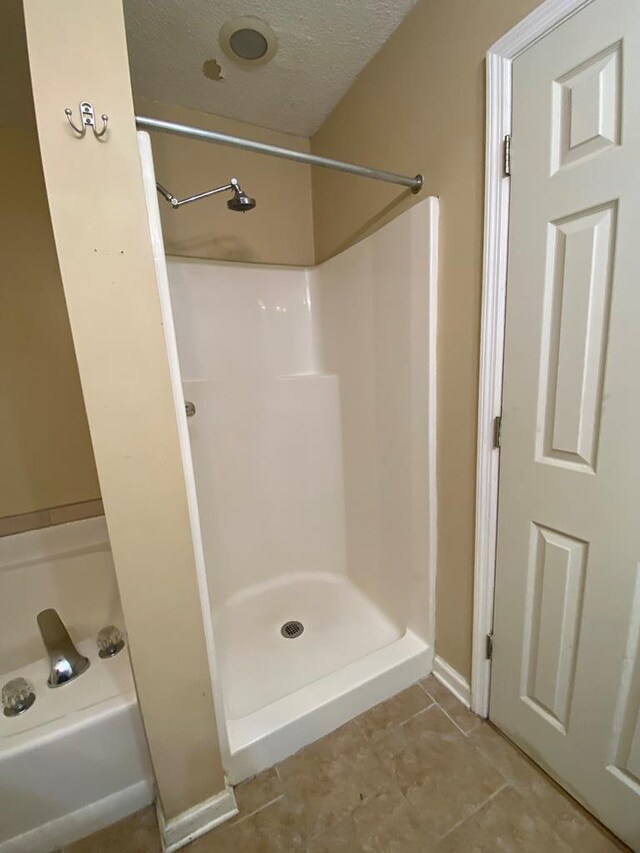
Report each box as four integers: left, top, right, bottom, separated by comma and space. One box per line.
37, 608, 90, 688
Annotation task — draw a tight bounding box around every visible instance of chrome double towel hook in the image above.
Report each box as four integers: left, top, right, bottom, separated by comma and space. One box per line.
64, 101, 108, 139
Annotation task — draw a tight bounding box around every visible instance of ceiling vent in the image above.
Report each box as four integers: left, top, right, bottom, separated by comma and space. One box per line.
219, 16, 278, 67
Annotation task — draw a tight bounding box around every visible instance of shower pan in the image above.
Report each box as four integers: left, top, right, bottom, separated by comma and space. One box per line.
138, 132, 438, 782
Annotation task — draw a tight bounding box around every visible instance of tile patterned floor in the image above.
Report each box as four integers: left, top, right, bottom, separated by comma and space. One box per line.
66, 676, 627, 852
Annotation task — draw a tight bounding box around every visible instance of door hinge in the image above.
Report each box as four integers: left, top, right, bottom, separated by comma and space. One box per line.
493, 415, 502, 449
486, 633, 494, 660
503, 134, 512, 177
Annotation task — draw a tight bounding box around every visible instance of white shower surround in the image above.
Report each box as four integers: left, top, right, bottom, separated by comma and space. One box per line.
139, 131, 438, 783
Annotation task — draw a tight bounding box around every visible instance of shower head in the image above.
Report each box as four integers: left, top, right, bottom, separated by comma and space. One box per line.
227, 177, 257, 212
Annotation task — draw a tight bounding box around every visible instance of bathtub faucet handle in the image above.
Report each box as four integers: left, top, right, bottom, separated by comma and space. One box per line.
97, 625, 125, 658
2, 677, 36, 717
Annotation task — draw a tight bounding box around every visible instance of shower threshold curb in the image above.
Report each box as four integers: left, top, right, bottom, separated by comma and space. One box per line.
223, 630, 432, 783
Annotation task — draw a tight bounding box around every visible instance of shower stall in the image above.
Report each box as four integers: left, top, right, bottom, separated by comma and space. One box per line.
138, 131, 438, 782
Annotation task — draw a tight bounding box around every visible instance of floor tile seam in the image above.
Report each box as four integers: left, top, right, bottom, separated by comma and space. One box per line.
359, 701, 438, 747
436, 704, 481, 737
419, 685, 459, 715
419, 679, 472, 720
416, 678, 456, 706
416, 679, 434, 699
462, 736, 629, 850
401, 696, 438, 726
432, 774, 577, 853
407, 678, 437, 699
466, 741, 528, 796
431, 781, 510, 845
391, 699, 438, 734
392, 703, 469, 747
227, 793, 286, 829
371, 718, 463, 767
481, 721, 556, 773
433, 781, 577, 853
465, 737, 630, 852
465, 733, 529, 788
413, 682, 454, 715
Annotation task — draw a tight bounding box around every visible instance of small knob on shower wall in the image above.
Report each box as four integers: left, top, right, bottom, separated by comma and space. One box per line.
2, 677, 36, 717
96, 625, 125, 659
185, 400, 196, 418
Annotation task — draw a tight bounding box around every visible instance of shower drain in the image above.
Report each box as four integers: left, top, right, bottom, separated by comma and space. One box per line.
281, 620, 304, 639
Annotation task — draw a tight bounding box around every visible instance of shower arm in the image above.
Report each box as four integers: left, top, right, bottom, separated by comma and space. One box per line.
156, 180, 236, 209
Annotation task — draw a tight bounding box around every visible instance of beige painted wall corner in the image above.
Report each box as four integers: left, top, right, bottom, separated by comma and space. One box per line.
0, 4, 100, 519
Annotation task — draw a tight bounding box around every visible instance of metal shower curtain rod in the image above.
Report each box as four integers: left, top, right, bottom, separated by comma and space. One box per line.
135, 115, 423, 192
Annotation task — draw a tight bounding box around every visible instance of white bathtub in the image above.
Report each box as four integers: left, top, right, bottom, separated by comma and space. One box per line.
0, 519, 154, 853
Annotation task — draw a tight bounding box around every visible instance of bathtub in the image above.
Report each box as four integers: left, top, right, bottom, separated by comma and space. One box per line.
0, 518, 154, 853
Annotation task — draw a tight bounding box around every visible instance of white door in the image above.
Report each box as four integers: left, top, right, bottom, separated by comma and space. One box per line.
490, 0, 640, 847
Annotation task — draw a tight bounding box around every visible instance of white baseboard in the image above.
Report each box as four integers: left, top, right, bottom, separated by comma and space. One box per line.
156, 787, 238, 852
0, 779, 154, 853
432, 655, 471, 708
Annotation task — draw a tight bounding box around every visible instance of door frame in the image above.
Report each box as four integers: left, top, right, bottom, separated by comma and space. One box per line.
471, 0, 597, 718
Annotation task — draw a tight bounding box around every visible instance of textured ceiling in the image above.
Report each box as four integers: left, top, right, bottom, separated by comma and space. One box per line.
124, 0, 419, 137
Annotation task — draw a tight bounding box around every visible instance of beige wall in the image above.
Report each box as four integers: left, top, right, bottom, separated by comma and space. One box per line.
311, 0, 542, 679
135, 97, 314, 266
23, 0, 226, 820
0, 1, 99, 520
